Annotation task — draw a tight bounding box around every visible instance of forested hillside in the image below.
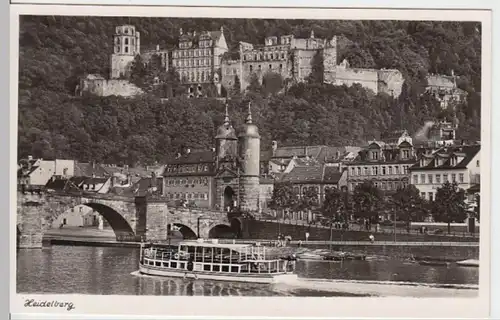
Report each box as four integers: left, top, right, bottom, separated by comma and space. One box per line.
18, 16, 482, 166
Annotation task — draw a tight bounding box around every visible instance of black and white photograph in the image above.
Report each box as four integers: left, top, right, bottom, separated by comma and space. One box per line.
10, 4, 492, 318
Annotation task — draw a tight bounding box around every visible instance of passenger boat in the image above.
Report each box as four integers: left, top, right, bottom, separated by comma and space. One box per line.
138, 240, 298, 284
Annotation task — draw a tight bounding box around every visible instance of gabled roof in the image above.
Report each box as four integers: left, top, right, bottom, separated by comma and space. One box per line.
129, 177, 163, 196
411, 145, 480, 170
280, 165, 344, 185
74, 162, 109, 178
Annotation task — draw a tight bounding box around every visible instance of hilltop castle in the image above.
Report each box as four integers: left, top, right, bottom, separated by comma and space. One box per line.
79, 24, 463, 104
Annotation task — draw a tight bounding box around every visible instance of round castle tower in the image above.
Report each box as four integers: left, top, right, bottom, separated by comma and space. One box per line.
215, 104, 238, 162
238, 103, 261, 212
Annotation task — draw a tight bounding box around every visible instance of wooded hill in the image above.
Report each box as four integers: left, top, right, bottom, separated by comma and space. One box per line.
18, 16, 482, 166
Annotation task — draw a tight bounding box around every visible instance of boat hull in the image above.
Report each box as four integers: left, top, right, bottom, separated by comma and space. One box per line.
139, 264, 298, 284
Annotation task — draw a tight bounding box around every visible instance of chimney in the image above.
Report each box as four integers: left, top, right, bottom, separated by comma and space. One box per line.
179, 28, 183, 35
272, 140, 278, 156
156, 44, 160, 51
176, 153, 181, 159
28, 155, 33, 161
193, 31, 197, 37
310, 30, 315, 39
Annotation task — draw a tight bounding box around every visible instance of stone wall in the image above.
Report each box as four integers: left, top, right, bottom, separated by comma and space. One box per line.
239, 176, 260, 212
81, 79, 144, 97
327, 67, 379, 94
164, 207, 230, 239
110, 54, 135, 79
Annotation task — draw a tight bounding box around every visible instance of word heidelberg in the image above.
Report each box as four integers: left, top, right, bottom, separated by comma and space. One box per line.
24, 298, 76, 311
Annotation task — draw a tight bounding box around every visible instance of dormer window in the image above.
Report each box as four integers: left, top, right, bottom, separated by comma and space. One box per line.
371, 151, 379, 160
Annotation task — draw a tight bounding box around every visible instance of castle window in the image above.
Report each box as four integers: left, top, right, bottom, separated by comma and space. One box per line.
124, 38, 129, 45
201, 71, 205, 81
124, 28, 129, 34
279, 64, 283, 70
131, 38, 134, 45
249, 65, 253, 72
281, 53, 285, 59
116, 38, 120, 44
115, 46, 120, 53
270, 53, 273, 59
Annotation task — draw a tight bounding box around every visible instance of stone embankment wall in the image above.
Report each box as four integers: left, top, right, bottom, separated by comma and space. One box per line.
245, 220, 478, 243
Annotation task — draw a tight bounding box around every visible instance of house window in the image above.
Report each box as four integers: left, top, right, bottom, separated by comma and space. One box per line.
459, 173, 464, 183
421, 192, 426, 199
382, 166, 386, 175
381, 182, 386, 190
371, 151, 379, 160
402, 149, 410, 159
351, 167, 355, 176
436, 174, 441, 184
443, 174, 449, 182
364, 167, 369, 175
428, 174, 433, 184
413, 175, 418, 184
428, 192, 434, 201
452, 174, 456, 182
357, 167, 361, 175
395, 166, 400, 174
420, 174, 426, 184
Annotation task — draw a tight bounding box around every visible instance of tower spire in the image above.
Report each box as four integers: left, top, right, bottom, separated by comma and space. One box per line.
224, 103, 230, 125
246, 102, 253, 124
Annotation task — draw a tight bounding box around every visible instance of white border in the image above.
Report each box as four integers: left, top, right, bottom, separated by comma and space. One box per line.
9, 4, 492, 319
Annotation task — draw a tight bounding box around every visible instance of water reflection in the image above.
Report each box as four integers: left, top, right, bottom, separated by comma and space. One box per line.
16, 246, 478, 296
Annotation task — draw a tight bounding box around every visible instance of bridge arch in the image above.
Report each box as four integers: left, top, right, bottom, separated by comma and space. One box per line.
172, 223, 197, 239
208, 218, 242, 239
47, 202, 136, 241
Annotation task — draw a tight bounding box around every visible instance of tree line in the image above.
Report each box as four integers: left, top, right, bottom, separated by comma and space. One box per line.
269, 180, 474, 234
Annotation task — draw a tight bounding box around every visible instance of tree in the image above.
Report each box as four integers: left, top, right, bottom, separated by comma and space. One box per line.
230, 75, 241, 97
297, 186, 319, 219
247, 73, 262, 94
262, 72, 284, 96
472, 193, 480, 222
352, 181, 384, 230
322, 187, 347, 223
391, 184, 427, 232
433, 181, 468, 233
269, 182, 297, 220
129, 55, 148, 87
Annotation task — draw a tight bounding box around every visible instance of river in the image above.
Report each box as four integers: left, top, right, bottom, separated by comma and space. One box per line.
16, 245, 478, 297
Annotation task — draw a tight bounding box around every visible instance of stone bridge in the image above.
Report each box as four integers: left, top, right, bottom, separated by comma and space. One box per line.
16, 191, 236, 248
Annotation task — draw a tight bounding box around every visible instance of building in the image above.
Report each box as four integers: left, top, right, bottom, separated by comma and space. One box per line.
327, 59, 405, 97
265, 142, 361, 174
425, 72, 468, 109
110, 25, 141, 79
221, 32, 404, 98
409, 144, 481, 202
163, 103, 261, 212
346, 130, 417, 193
171, 27, 229, 97
17, 157, 75, 190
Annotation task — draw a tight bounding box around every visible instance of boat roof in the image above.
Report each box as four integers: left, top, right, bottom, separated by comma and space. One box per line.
178, 241, 252, 250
